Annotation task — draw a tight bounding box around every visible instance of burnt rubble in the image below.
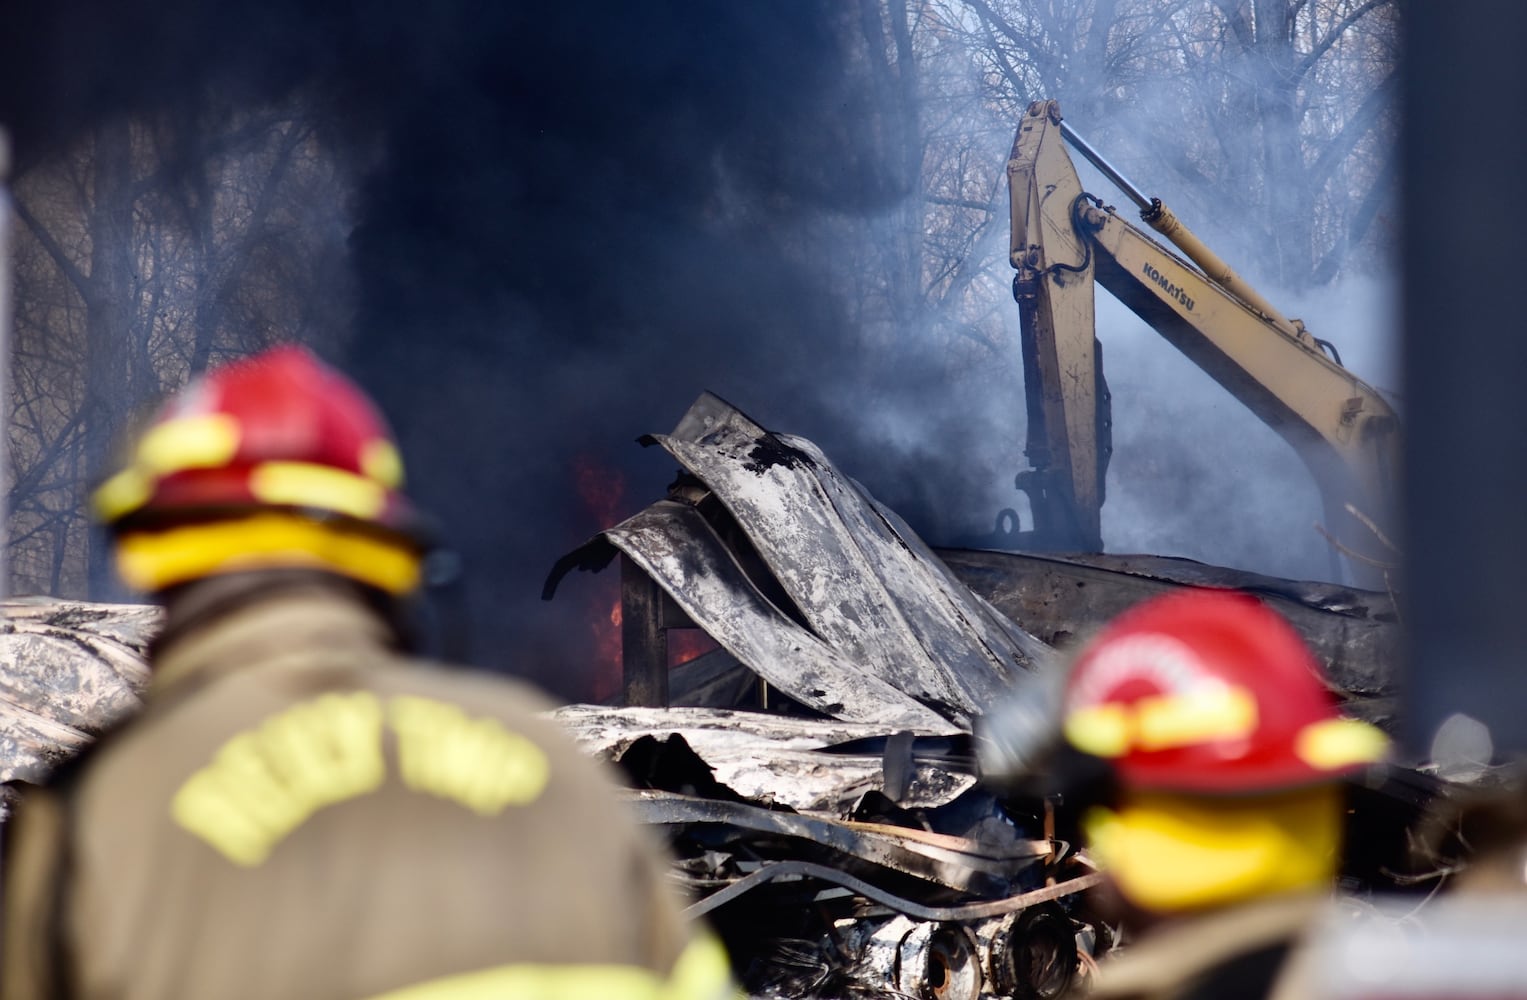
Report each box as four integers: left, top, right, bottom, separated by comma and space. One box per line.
0, 394, 1423, 997
544, 391, 1053, 733
0, 598, 154, 788
544, 393, 1420, 998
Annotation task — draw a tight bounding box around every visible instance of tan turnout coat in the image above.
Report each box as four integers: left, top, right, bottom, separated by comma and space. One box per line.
2, 579, 731, 1000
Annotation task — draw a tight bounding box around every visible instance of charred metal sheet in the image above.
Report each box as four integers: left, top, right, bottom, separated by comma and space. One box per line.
0, 599, 156, 783
644, 393, 1048, 728
685, 858, 1105, 922
939, 548, 1399, 721
631, 789, 1049, 895
552, 705, 974, 811
599, 500, 954, 732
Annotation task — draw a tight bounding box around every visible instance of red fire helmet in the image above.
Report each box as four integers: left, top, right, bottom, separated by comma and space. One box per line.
1061, 589, 1388, 794
93, 346, 424, 594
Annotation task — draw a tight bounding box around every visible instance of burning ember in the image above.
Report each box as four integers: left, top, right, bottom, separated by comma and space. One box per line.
669, 629, 717, 666
572, 455, 718, 701
574, 455, 628, 700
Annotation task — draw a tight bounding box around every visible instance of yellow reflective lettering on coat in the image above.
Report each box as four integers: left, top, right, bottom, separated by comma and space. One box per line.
389, 696, 549, 815
172, 691, 385, 866
173, 692, 549, 866
360, 935, 738, 1000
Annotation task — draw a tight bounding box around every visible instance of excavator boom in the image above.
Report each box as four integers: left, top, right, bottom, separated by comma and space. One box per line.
1005, 101, 1400, 586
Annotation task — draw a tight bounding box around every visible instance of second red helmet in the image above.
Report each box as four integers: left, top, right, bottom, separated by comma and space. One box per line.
1061, 589, 1387, 794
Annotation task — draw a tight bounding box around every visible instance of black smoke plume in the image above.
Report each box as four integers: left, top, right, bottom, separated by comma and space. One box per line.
1, 0, 981, 696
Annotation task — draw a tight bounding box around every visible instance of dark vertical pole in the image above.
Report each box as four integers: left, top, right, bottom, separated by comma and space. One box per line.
1403, 2, 1527, 757
620, 555, 668, 708
0, 128, 10, 600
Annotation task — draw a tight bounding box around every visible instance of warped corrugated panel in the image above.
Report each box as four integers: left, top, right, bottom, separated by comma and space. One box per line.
614, 393, 1050, 730
0, 600, 155, 782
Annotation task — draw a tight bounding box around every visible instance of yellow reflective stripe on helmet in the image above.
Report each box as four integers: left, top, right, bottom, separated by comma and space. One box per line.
1065, 703, 1131, 758
116, 513, 420, 594
249, 462, 387, 519
361, 438, 405, 488
361, 936, 738, 1000
93, 413, 243, 522
93, 468, 154, 522
1066, 686, 1258, 758
136, 413, 242, 474
1135, 686, 1258, 752
1295, 716, 1389, 772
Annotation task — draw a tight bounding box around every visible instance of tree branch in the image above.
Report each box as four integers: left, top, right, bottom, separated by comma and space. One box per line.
1297, 0, 1393, 78
13, 197, 96, 305
1305, 68, 1397, 194
1309, 151, 1398, 285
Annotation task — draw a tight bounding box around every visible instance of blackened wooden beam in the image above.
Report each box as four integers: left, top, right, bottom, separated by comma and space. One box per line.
620, 555, 668, 707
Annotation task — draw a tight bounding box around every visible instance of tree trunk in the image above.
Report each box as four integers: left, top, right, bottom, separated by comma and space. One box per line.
1253, 0, 1312, 287
82, 119, 138, 598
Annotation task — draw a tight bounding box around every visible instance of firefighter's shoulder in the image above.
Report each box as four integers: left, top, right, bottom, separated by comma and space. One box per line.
1090, 893, 1327, 1000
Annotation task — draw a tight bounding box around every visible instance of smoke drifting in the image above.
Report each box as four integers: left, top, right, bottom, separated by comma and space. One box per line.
331, 7, 949, 694
0, 1, 1399, 697
1097, 274, 1399, 583
1060, 86, 1400, 585
1, 0, 995, 695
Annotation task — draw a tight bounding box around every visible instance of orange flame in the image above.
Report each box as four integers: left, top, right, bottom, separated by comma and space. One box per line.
573, 454, 628, 700
669, 630, 717, 666
575, 456, 627, 529
571, 456, 721, 698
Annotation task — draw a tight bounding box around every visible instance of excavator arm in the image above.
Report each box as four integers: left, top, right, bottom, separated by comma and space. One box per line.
1005, 100, 1400, 586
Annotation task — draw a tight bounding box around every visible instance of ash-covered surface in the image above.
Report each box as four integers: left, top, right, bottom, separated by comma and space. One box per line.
552, 705, 976, 814
552, 703, 1104, 1000
0, 599, 157, 783
600, 501, 954, 732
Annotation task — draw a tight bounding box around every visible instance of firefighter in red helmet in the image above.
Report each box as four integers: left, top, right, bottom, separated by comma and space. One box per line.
1058, 589, 1388, 1000
2, 346, 736, 1000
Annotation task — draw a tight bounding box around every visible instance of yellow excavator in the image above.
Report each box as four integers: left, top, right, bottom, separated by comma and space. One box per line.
1001, 100, 1400, 588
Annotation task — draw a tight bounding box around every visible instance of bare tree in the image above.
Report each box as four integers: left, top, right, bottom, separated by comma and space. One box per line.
5, 104, 352, 598
946, 0, 1398, 288
817, 0, 1399, 573
4, 2, 1398, 595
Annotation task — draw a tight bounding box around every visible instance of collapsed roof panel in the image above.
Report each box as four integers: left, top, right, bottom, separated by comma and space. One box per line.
553, 704, 976, 812
603, 500, 953, 732
644, 393, 1047, 728
0, 599, 154, 783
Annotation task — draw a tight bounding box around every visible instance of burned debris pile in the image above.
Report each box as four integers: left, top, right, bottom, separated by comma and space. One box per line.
0, 598, 153, 787
541, 394, 1115, 997
544, 391, 1052, 730
553, 704, 1103, 998
545, 392, 1415, 998
0, 393, 1419, 998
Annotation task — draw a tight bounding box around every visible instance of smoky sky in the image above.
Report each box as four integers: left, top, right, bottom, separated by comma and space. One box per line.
339, 4, 915, 693
0, 1, 1401, 700
0, 0, 978, 695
